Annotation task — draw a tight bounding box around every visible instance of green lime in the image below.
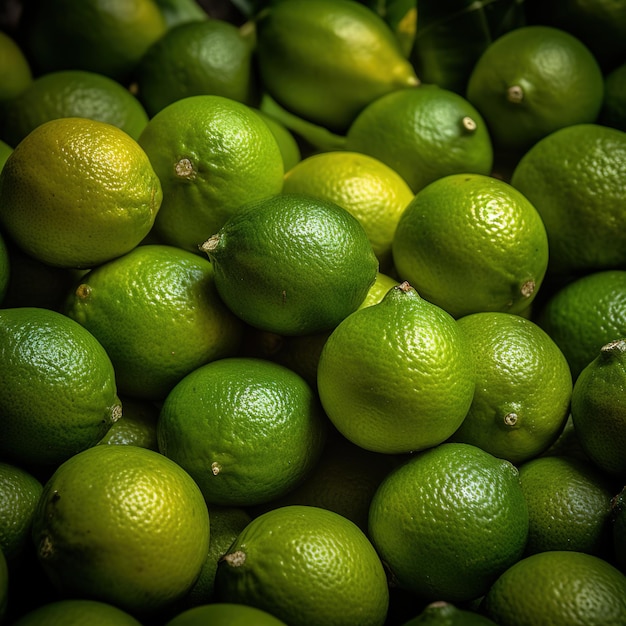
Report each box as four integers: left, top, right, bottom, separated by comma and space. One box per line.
466, 25, 604, 155
481, 550, 626, 626
138, 94, 284, 253
216, 505, 389, 626
200, 193, 378, 336
369, 443, 529, 602
345, 84, 493, 193
157, 357, 327, 506
392, 173, 548, 318
0, 307, 121, 468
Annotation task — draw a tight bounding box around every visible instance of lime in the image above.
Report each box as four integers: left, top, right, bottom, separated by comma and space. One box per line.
449, 312, 572, 464
200, 193, 378, 336
157, 357, 327, 506
32, 445, 210, 617
216, 505, 389, 626
138, 94, 284, 253
64, 244, 243, 400
283, 150, 414, 272
21, 0, 167, 82
510, 124, 626, 277
518, 455, 614, 556
345, 84, 493, 193
481, 550, 626, 626
537, 270, 626, 380
600, 61, 626, 132
0, 70, 149, 147
254, 0, 419, 132
369, 443, 529, 602
0, 30, 31, 102
570, 339, 626, 479
10, 599, 143, 626
392, 173, 549, 318
317, 281, 475, 454
0, 307, 121, 468
466, 25, 604, 155
136, 19, 258, 117
165, 603, 287, 626
0, 462, 43, 562
0, 117, 162, 269
97, 396, 159, 450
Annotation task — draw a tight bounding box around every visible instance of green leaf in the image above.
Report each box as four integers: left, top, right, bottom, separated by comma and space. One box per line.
411, 0, 526, 93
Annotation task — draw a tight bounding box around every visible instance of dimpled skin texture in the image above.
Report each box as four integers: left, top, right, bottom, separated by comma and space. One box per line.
157, 358, 327, 506
537, 270, 626, 380
138, 95, 284, 253
0, 307, 121, 468
255, 0, 418, 132
0, 117, 162, 269
317, 284, 475, 454
203, 193, 379, 336
481, 551, 626, 626
368, 443, 529, 603
31, 445, 210, 617
450, 312, 572, 464
518, 455, 614, 556
392, 174, 548, 319
511, 124, 626, 276
345, 85, 493, 194
216, 505, 389, 626
64, 244, 243, 401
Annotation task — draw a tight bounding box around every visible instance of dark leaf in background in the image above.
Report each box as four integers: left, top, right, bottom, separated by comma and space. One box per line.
411, 0, 526, 94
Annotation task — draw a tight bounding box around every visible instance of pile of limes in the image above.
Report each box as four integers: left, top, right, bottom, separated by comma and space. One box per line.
1, 0, 626, 625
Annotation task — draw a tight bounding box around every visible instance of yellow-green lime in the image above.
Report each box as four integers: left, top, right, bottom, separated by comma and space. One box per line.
31, 445, 210, 617
392, 174, 549, 318
466, 25, 604, 155
254, 0, 419, 132
0, 139, 12, 171
518, 455, 614, 556
481, 550, 626, 626
64, 244, 243, 401
0, 70, 149, 147
283, 151, 414, 272
345, 84, 493, 193
0, 228, 9, 305
157, 357, 327, 506
136, 19, 258, 117
449, 312, 572, 464
0, 117, 162, 269
0, 307, 121, 468
317, 281, 475, 454
0, 31, 31, 101
510, 124, 626, 276
10, 599, 143, 626
368, 443, 529, 602
536, 270, 626, 380
21, 0, 167, 82
165, 603, 287, 626
0, 462, 43, 561
570, 339, 626, 479
97, 396, 159, 450
216, 505, 389, 626
138, 94, 284, 253
200, 193, 379, 336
